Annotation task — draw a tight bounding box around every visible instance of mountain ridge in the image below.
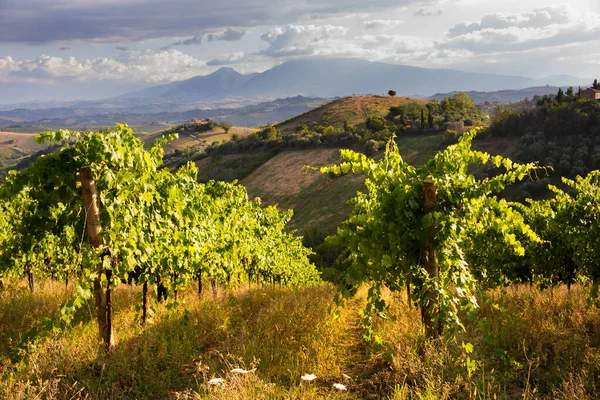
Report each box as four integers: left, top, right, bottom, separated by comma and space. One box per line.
113, 58, 591, 104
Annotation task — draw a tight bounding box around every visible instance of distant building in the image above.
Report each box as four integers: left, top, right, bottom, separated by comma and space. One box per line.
581, 88, 600, 100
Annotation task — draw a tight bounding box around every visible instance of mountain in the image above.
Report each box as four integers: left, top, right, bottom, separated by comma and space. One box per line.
236, 58, 537, 98
118, 58, 541, 103
120, 67, 259, 100
1, 58, 590, 118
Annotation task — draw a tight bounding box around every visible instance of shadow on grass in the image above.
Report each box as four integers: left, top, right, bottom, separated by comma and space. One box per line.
9, 285, 346, 399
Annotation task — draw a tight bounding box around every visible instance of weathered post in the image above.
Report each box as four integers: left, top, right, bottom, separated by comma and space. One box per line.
80, 166, 114, 350
197, 269, 203, 295
422, 179, 441, 338
211, 278, 218, 297
25, 264, 34, 293
142, 281, 148, 325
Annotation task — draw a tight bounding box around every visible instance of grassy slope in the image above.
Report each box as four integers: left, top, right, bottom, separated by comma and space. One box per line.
1, 281, 598, 399
276, 96, 429, 133
242, 134, 448, 233
143, 126, 258, 154
0, 132, 48, 170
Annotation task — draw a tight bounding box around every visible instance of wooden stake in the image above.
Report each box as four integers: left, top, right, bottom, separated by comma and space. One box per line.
26, 264, 34, 294
80, 166, 114, 351
142, 281, 148, 325
422, 179, 441, 338
197, 270, 203, 295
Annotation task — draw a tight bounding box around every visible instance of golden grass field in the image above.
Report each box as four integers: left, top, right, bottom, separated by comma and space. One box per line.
1, 281, 599, 399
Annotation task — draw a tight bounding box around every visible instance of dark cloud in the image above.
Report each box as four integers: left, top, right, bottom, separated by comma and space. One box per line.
415, 9, 442, 17
116, 46, 129, 51
207, 28, 246, 42
0, 0, 439, 43
59, 47, 70, 51
173, 35, 203, 46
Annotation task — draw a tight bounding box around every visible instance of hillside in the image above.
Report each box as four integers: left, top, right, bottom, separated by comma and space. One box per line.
143, 122, 258, 157
0, 131, 48, 171
0, 96, 329, 129
276, 95, 429, 133
430, 86, 571, 105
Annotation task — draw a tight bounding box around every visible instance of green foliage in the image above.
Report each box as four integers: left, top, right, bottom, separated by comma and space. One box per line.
387, 94, 483, 134
319, 130, 541, 338
0, 124, 320, 326
488, 94, 600, 180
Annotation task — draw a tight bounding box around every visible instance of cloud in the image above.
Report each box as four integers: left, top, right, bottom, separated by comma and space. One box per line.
207, 52, 248, 66
59, 47, 70, 51
172, 28, 245, 46
0, 0, 440, 43
207, 28, 246, 42
363, 20, 404, 30
260, 24, 348, 57
441, 6, 600, 53
0, 49, 209, 83
173, 35, 204, 46
0, 0, 439, 43
415, 9, 442, 17
357, 34, 433, 54
116, 46, 129, 51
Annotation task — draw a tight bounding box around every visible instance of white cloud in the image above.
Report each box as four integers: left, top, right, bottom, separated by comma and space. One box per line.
443, 6, 600, 52
0, 49, 209, 83
260, 24, 349, 56
363, 20, 404, 31
207, 52, 248, 66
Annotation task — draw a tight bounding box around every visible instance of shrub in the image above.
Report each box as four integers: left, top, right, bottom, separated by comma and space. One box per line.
364, 140, 380, 156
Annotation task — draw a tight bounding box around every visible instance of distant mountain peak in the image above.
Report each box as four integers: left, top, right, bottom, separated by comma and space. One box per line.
211, 67, 240, 76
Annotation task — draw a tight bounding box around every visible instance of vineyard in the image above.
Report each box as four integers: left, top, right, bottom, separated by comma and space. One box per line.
1, 124, 600, 398
0, 124, 319, 349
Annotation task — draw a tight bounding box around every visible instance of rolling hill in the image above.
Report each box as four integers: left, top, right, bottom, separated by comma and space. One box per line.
276, 95, 428, 133
189, 95, 521, 232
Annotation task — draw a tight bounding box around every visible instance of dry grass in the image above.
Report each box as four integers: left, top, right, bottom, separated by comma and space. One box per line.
276, 96, 429, 133
241, 134, 446, 233
1, 281, 599, 399
143, 126, 258, 154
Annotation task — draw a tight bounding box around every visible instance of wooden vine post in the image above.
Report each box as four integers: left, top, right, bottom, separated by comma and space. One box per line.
422, 179, 442, 338
25, 264, 34, 293
80, 166, 115, 351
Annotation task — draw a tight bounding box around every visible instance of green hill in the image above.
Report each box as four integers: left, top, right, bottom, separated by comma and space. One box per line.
276, 95, 429, 133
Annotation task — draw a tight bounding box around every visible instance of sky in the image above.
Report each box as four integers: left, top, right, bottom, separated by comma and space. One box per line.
1, 0, 600, 103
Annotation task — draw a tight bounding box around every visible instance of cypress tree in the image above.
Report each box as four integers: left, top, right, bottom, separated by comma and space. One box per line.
556, 88, 565, 103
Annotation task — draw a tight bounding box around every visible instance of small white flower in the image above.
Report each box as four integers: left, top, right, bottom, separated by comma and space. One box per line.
230, 368, 256, 374
207, 378, 225, 385
301, 373, 317, 381
333, 383, 347, 390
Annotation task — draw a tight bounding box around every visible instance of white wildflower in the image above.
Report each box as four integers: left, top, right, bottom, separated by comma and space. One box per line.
207, 377, 225, 385
301, 373, 317, 381
333, 383, 347, 390
230, 368, 257, 374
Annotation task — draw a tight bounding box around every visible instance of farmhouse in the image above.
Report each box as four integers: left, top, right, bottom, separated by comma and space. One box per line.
581, 88, 600, 100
